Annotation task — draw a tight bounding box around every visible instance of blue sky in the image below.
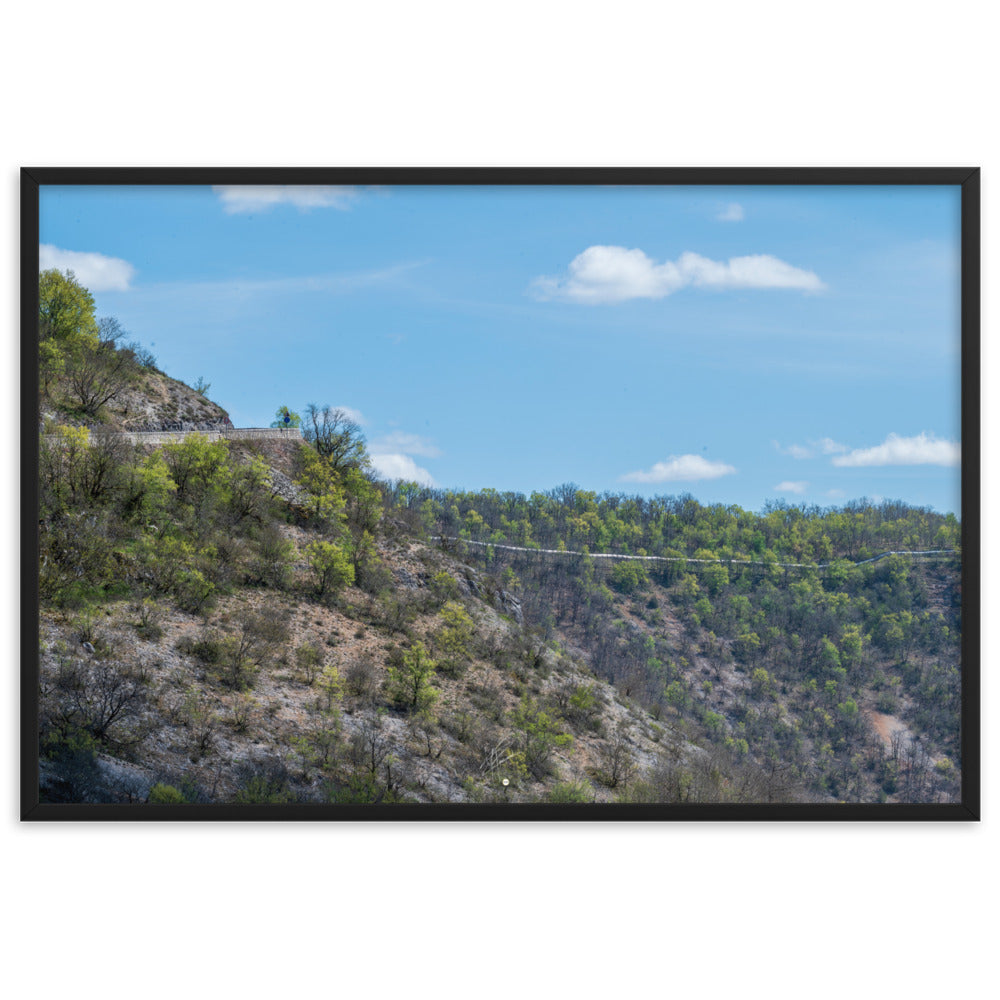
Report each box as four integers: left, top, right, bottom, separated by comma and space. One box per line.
39, 183, 962, 514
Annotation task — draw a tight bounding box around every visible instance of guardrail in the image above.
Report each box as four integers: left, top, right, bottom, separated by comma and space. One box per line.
41, 427, 304, 445
431, 536, 957, 571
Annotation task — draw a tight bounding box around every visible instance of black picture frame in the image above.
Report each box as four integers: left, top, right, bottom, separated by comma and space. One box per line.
21, 166, 980, 821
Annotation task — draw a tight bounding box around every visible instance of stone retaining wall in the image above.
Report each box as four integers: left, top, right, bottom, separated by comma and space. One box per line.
42, 427, 304, 446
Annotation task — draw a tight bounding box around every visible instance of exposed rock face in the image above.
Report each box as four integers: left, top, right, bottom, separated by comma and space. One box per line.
265, 467, 307, 507
499, 591, 524, 625
394, 567, 425, 590
457, 567, 523, 624
98, 370, 231, 429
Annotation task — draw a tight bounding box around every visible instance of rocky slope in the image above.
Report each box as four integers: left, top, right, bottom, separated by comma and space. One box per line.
38, 527, 709, 805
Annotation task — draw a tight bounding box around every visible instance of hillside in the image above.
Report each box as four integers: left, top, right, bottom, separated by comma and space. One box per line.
34, 271, 963, 807
396, 491, 962, 804
38, 531, 715, 805
41, 363, 231, 431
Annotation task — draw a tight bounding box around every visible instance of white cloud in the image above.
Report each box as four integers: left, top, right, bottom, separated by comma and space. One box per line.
774, 437, 848, 460
620, 454, 736, 484
39, 244, 135, 291
368, 427, 440, 485
832, 432, 961, 468
817, 437, 849, 455
331, 405, 366, 427
213, 185, 362, 214
774, 480, 809, 495
369, 431, 441, 458
774, 441, 814, 460
369, 453, 436, 486
678, 252, 826, 291
532, 245, 824, 304
716, 202, 745, 222
826, 489, 846, 499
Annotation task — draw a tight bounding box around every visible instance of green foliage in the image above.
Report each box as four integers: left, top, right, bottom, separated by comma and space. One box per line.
295, 642, 324, 685
316, 664, 345, 713
162, 433, 229, 506
511, 695, 572, 778
548, 779, 593, 803
295, 444, 349, 526
750, 668, 772, 699
387, 641, 438, 711
246, 524, 295, 588
693, 549, 729, 596
703, 710, 725, 735
234, 768, 294, 804
435, 600, 475, 674
39, 268, 99, 353
148, 783, 187, 804
122, 452, 177, 522
429, 571, 461, 606
304, 540, 355, 598
568, 682, 599, 721
293, 717, 341, 774
609, 560, 650, 594
174, 568, 216, 615
271, 405, 302, 429
225, 455, 274, 526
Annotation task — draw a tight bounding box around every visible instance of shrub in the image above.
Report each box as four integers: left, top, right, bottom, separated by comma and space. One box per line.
511, 695, 572, 779
49, 659, 147, 749
435, 601, 476, 676
134, 598, 164, 640
344, 656, 379, 702
387, 640, 438, 711
568, 682, 599, 724
430, 571, 460, 604
316, 664, 345, 713
598, 725, 639, 789
233, 759, 295, 804
174, 568, 216, 615
609, 560, 649, 595
216, 606, 290, 690
295, 642, 324, 685
548, 780, 593, 803
304, 540, 355, 599
355, 548, 394, 595
246, 524, 295, 588
148, 783, 187, 804
176, 632, 224, 665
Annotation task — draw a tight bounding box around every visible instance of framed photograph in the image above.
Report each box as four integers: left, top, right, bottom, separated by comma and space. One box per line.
21, 168, 979, 820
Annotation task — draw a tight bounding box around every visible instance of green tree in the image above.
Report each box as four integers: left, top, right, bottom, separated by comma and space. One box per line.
316, 664, 345, 713
224, 454, 273, 525
304, 541, 354, 597
435, 600, 475, 673
162, 433, 229, 505
295, 444, 349, 526
121, 451, 177, 522
271, 405, 302, 429
304, 540, 355, 598
39, 269, 99, 392
511, 695, 572, 778
388, 640, 438, 711
609, 560, 650, 595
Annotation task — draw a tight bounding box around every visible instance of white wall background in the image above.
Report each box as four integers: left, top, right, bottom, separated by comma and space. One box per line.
3, 3, 994, 997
